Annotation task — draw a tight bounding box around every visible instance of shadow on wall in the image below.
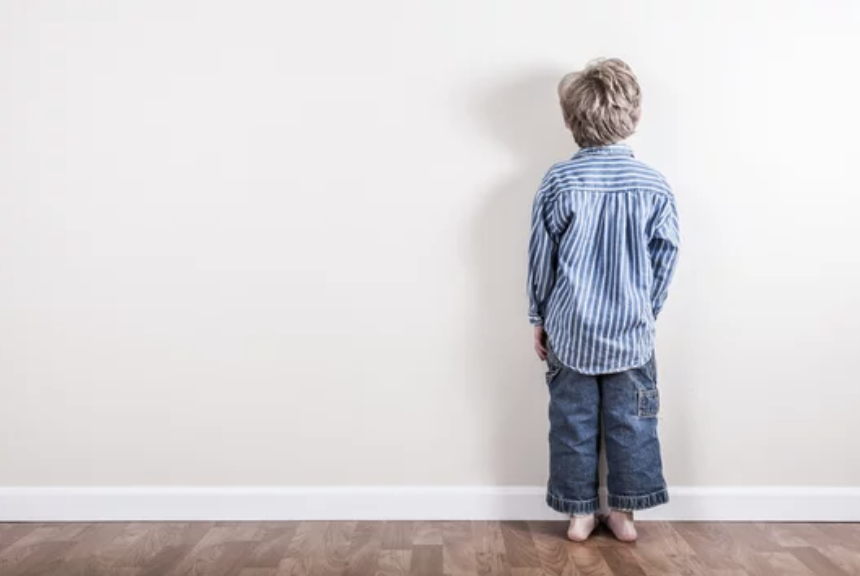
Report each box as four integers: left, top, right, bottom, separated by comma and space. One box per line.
468, 71, 573, 487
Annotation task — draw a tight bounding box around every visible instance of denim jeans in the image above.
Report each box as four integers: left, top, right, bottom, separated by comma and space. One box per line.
545, 343, 668, 516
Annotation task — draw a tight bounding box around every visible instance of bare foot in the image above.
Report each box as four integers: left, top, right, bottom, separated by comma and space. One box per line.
604, 510, 637, 542
567, 514, 597, 542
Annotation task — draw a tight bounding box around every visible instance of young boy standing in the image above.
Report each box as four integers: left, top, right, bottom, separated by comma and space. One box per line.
527, 59, 680, 542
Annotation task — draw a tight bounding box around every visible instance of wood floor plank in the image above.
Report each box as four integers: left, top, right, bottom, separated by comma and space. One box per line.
280, 522, 356, 576
238, 569, 278, 576
96, 523, 155, 568
0, 525, 88, 576
276, 557, 307, 576
381, 522, 413, 551
823, 545, 860, 576
714, 523, 785, 576
378, 550, 411, 576
277, 522, 320, 576
723, 523, 780, 553
757, 523, 831, 548
0, 526, 37, 550
55, 523, 126, 556
48, 523, 151, 576
409, 545, 442, 576
567, 546, 613, 576
200, 526, 265, 545
341, 522, 383, 576
1, 541, 75, 576
165, 526, 255, 576
673, 523, 742, 570
599, 547, 648, 576
472, 522, 512, 576
762, 551, 820, 576
790, 547, 852, 576
412, 522, 442, 546
11, 524, 90, 546
115, 523, 197, 568
510, 568, 544, 576
247, 523, 299, 568
316, 521, 356, 576
192, 542, 255, 576
442, 522, 476, 576
526, 522, 570, 576
499, 522, 540, 569
134, 523, 214, 576
813, 524, 860, 549
632, 522, 709, 576
44, 523, 128, 576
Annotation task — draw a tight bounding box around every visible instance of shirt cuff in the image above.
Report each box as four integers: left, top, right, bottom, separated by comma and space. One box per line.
529, 315, 544, 326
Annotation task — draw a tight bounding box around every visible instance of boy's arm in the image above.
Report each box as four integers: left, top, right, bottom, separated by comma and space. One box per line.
649, 197, 680, 318
527, 172, 559, 326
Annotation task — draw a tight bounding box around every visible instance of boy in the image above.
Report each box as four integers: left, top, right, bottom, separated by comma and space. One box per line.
527, 58, 680, 542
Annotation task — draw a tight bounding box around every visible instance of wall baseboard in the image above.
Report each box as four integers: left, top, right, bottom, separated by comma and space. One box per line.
1, 486, 858, 522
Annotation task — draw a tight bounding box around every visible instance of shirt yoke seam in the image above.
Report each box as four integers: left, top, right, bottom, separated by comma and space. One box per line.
565, 187, 673, 197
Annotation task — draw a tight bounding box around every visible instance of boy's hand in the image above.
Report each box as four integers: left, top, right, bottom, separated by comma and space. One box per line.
534, 325, 548, 361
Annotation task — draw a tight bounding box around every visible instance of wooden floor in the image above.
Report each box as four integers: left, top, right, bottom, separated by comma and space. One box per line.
0, 521, 858, 576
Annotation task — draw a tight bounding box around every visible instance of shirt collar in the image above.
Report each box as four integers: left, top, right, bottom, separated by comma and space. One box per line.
573, 144, 634, 158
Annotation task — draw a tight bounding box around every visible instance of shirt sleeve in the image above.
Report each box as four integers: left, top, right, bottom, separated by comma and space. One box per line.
649, 196, 680, 318
527, 171, 559, 326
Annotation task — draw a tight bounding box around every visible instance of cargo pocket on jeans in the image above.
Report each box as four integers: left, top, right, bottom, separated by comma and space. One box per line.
638, 389, 660, 418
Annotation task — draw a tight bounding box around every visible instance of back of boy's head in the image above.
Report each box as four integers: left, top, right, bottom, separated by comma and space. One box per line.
558, 58, 641, 148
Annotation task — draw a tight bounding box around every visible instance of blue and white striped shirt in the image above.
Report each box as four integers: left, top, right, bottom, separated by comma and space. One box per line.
527, 144, 680, 375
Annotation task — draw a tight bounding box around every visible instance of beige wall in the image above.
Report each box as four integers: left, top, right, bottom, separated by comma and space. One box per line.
1, 0, 859, 488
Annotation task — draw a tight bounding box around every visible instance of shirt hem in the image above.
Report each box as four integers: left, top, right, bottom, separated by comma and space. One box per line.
550, 349, 653, 376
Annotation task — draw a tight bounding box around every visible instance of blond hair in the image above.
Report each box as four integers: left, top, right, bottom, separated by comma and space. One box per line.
558, 58, 641, 148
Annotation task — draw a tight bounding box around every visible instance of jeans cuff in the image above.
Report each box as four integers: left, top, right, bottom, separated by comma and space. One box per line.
546, 490, 599, 516
608, 488, 669, 511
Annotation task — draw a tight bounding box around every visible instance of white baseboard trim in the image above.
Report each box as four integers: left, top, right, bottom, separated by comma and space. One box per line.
1, 486, 858, 522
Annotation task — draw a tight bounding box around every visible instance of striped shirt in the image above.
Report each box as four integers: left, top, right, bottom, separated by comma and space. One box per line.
527, 144, 680, 375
